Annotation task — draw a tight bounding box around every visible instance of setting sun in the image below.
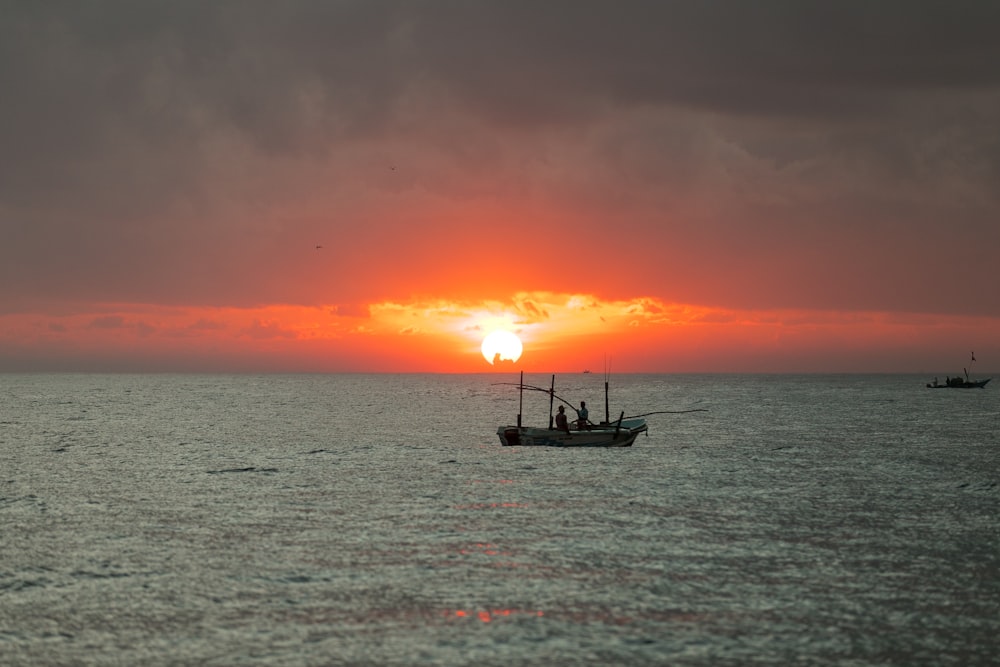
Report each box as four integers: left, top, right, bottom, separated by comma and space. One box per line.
481, 330, 523, 365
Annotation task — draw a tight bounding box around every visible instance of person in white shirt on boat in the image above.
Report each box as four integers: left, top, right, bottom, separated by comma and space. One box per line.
576, 401, 590, 430
555, 405, 572, 435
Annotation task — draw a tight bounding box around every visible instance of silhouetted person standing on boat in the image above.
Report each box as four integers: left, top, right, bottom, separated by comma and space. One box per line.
576, 401, 590, 430
555, 405, 571, 435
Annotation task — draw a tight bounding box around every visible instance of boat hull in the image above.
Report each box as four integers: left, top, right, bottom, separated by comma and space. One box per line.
497, 419, 647, 448
926, 378, 991, 389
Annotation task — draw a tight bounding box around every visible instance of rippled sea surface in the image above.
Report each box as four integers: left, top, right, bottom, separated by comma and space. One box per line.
2, 373, 998, 666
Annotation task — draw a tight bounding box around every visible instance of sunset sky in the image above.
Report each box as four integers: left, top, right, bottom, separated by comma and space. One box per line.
2, 1, 999, 373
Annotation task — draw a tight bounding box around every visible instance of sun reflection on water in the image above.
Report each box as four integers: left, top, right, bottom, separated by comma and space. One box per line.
447, 609, 545, 623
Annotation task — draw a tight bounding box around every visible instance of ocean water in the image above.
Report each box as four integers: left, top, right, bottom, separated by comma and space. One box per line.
1, 373, 998, 666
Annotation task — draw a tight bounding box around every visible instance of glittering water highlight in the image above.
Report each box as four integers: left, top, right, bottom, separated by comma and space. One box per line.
2, 373, 997, 665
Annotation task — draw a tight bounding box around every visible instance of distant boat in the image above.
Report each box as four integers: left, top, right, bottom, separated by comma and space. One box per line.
926, 377, 991, 389
927, 353, 991, 388
496, 373, 647, 448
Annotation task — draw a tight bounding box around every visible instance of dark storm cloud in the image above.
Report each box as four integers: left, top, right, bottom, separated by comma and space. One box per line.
5, 1, 997, 169
406, 1, 1000, 121
2, 1, 999, 315
0, 2, 403, 195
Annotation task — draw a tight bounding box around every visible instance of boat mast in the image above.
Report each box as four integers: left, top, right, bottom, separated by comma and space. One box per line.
604, 380, 610, 424
517, 370, 523, 428
548, 374, 555, 429
604, 357, 611, 424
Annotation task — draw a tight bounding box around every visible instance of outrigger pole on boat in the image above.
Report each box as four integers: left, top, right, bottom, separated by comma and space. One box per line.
509, 372, 559, 428
496, 376, 581, 412
624, 409, 708, 418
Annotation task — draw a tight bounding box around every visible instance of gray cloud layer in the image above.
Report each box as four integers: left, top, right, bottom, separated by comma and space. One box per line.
2, 1, 999, 315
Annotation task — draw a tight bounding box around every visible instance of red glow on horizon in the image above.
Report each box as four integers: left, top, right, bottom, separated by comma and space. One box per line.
1, 294, 998, 373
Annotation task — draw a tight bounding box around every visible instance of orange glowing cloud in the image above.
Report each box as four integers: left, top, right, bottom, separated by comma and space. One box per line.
1, 294, 999, 373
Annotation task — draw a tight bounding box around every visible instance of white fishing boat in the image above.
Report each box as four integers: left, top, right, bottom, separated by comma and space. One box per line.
497, 419, 647, 448
495, 373, 648, 448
